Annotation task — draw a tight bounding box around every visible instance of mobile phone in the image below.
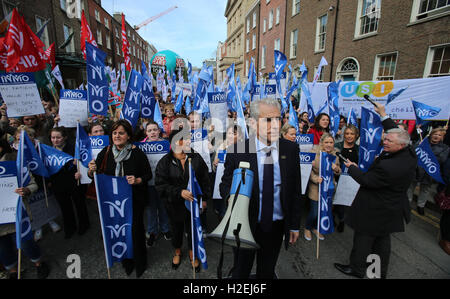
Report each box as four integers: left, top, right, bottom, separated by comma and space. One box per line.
336, 152, 349, 164
363, 95, 378, 107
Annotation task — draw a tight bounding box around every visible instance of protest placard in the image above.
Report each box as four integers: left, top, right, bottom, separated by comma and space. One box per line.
208, 92, 228, 133
0, 73, 44, 117
297, 134, 314, 152
191, 129, 212, 172
58, 90, 88, 128
213, 151, 226, 199
135, 140, 170, 185
333, 170, 360, 207
0, 161, 19, 225
79, 135, 109, 185
175, 83, 193, 97
29, 190, 61, 230
300, 152, 316, 195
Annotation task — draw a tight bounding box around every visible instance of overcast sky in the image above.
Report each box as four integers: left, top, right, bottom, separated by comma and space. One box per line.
101, 0, 227, 68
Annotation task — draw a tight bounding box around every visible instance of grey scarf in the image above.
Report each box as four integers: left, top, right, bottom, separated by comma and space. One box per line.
112, 144, 133, 177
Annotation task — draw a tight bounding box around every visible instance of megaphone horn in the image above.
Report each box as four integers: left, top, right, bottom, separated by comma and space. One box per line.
207, 162, 259, 250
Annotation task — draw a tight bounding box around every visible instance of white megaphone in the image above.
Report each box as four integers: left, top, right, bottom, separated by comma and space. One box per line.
208, 161, 259, 249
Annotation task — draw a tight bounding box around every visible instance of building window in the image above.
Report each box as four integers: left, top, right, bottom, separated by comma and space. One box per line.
315, 14, 327, 52
115, 28, 119, 38
276, 7, 280, 25
266, 0, 270, 3
268, 9, 273, 29
95, 10, 100, 22
373, 52, 398, 81
106, 35, 111, 49
356, 0, 381, 37
410, 0, 450, 22
253, 12, 257, 28
252, 34, 256, 50
60, 0, 66, 11
246, 38, 249, 53
246, 60, 249, 76
261, 46, 266, 69
274, 38, 280, 51
293, 0, 301, 16
424, 44, 450, 77
63, 24, 74, 53
263, 18, 267, 33
105, 18, 109, 29
96, 29, 102, 45
246, 18, 250, 33
35, 16, 50, 49
290, 30, 298, 59
116, 43, 120, 55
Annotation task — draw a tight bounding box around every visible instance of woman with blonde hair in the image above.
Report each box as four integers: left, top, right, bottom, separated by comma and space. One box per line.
304, 133, 341, 241
280, 123, 297, 143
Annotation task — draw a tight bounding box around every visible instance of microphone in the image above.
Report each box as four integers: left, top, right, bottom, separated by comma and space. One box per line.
363, 94, 378, 107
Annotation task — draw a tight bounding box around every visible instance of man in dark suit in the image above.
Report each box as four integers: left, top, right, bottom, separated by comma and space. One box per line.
219, 98, 302, 279
335, 103, 417, 279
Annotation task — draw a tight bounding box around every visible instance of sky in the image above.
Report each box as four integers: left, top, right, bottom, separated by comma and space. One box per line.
101, 0, 227, 68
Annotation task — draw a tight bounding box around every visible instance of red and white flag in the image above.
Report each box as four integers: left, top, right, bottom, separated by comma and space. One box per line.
121, 14, 131, 72
81, 10, 97, 59
2, 8, 47, 72
44, 43, 55, 69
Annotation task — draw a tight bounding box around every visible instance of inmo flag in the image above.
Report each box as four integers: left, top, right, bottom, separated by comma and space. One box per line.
412, 100, 441, 126
75, 122, 93, 168
318, 151, 336, 235
39, 143, 74, 176
415, 138, 445, 184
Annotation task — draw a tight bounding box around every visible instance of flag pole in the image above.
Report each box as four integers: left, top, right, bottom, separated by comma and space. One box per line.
93, 172, 111, 279
37, 141, 49, 208
188, 158, 196, 279
316, 152, 322, 260
18, 132, 25, 279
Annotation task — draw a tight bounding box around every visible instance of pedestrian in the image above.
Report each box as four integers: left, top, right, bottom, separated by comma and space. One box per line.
304, 133, 341, 241
334, 124, 360, 232
141, 120, 172, 247
408, 127, 449, 215
0, 140, 50, 279
280, 123, 297, 143
155, 128, 211, 273
88, 120, 152, 277
48, 127, 90, 239
308, 113, 331, 145
219, 97, 302, 279
334, 103, 417, 279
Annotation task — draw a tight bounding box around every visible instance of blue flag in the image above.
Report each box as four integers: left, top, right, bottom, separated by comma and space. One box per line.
172, 72, 177, 102
415, 138, 445, 184
248, 58, 257, 101
95, 174, 134, 268
359, 107, 383, 172
327, 81, 341, 137
274, 50, 287, 85
301, 79, 315, 124
289, 99, 300, 136
188, 62, 192, 83
39, 143, 74, 176
153, 100, 165, 133
412, 100, 441, 126
386, 87, 408, 105
319, 152, 336, 235
235, 87, 249, 140
141, 61, 151, 82
185, 96, 192, 115
347, 108, 358, 126
226, 63, 236, 112
121, 70, 144, 129
175, 89, 184, 114
15, 198, 33, 249
185, 163, 207, 270
75, 122, 93, 168
17, 131, 48, 187
86, 42, 109, 116
141, 79, 156, 119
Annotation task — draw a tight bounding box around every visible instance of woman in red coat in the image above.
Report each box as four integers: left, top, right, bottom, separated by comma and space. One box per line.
308, 113, 331, 145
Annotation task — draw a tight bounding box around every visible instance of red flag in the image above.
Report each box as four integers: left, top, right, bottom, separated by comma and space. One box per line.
45, 43, 55, 69
3, 8, 47, 72
121, 14, 131, 72
81, 10, 97, 59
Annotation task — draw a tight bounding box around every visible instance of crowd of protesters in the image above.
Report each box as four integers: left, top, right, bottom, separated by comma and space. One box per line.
0, 88, 449, 280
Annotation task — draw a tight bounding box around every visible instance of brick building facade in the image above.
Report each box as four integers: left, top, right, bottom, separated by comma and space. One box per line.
244, 0, 260, 81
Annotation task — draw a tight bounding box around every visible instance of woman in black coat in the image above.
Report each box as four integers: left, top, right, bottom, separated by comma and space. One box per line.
49, 127, 90, 239
155, 128, 211, 272
88, 120, 152, 278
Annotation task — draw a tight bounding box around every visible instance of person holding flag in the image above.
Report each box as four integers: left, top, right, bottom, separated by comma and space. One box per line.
0, 140, 50, 279
155, 128, 211, 272
49, 127, 90, 239
305, 133, 341, 241
88, 120, 152, 277
335, 103, 417, 279
308, 113, 331, 145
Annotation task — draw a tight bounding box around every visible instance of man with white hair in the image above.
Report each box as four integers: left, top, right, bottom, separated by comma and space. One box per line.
220, 97, 301, 279
335, 103, 417, 279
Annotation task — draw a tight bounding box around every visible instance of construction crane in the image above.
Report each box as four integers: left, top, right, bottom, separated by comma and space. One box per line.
134, 6, 178, 31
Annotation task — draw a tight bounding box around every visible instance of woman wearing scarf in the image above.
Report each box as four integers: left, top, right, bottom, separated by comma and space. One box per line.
88, 120, 152, 278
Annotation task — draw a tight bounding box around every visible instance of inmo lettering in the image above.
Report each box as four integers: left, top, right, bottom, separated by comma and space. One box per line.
1, 74, 30, 84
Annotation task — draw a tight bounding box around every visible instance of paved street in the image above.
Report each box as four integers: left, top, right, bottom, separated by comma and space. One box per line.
10, 198, 450, 280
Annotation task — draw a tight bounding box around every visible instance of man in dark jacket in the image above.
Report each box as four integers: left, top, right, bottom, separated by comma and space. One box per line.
219, 98, 301, 279
335, 103, 417, 279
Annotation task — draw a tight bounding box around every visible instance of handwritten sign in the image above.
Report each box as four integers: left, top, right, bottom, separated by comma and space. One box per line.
0, 161, 19, 225
58, 90, 88, 128
0, 73, 45, 117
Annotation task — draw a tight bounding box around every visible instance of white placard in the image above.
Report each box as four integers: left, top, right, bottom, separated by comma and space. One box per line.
208, 92, 228, 133
175, 83, 193, 97
213, 151, 226, 199
58, 99, 88, 128
0, 176, 19, 225
0, 73, 45, 117
333, 172, 360, 206
300, 152, 316, 195
29, 190, 61, 230
191, 129, 212, 172
135, 141, 170, 186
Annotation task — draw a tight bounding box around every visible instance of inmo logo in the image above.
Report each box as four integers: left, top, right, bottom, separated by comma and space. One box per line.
341, 81, 394, 98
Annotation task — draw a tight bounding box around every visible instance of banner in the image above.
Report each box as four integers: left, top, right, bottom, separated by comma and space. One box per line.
0, 161, 19, 225
140, 80, 156, 119
300, 152, 315, 195
318, 152, 335, 235
213, 151, 226, 199
296, 134, 314, 152
251, 84, 276, 101
58, 90, 88, 128
95, 174, 134, 268
0, 73, 44, 117
120, 70, 143, 128
135, 140, 170, 185
415, 138, 445, 184
208, 92, 228, 133
191, 129, 212, 172
300, 76, 450, 120
86, 42, 108, 116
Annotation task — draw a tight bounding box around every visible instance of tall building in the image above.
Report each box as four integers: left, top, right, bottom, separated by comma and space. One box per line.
285, 0, 450, 82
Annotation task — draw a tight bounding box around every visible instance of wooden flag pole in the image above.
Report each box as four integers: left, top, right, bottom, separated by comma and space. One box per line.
18, 249, 22, 279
